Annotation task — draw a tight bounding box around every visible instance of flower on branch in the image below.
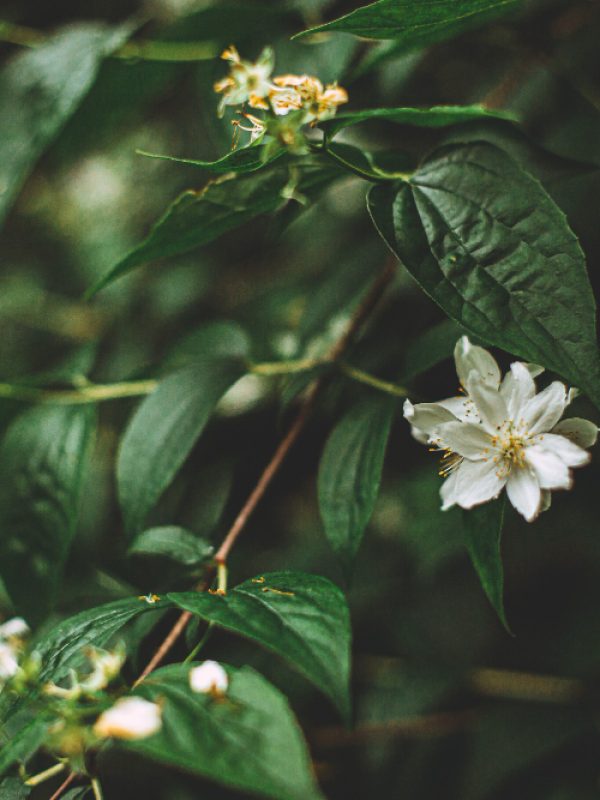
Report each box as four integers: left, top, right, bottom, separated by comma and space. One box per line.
404, 336, 598, 521
189, 660, 229, 696
214, 45, 275, 117
94, 696, 162, 740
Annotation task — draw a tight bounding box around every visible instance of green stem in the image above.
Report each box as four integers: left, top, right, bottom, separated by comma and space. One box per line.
184, 623, 215, 664
0, 379, 157, 405
249, 357, 327, 376
339, 363, 408, 398
25, 761, 66, 786
0, 20, 218, 62
91, 777, 104, 800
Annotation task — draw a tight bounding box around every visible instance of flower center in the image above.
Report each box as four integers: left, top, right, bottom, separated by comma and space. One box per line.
491, 420, 532, 470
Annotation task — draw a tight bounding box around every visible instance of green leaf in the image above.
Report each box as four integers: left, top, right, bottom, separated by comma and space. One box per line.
33, 596, 172, 685
0, 717, 51, 777
0, 406, 96, 623
130, 663, 324, 800
128, 526, 213, 566
0, 778, 31, 798
163, 320, 250, 370
367, 142, 600, 407
169, 570, 351, 719
294, 0, 521, 42
318, 397, 396, 574
118, 358, 244, 535
87, 165, 339, 296
136, 142, 285, 174
319, 105, 517, 140
0, 22, 132, 226
462, 498, 510, 632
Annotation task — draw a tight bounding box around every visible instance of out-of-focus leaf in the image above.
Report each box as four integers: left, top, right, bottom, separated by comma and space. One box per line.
163, 320, 250, 370
130, 663, 324, 800
294, 0, 521, 42
0, 717, 51, 777
399, 319, 464, 381
0, 22, 132, 225
87, 165, 340, 296
118, 358, 244, 535
318, 397, 395, 574
319, 105, 517, 139
368, 142, 600, 407
462, 499, 509, 631
170, 571, 351, 719
0, 406, 96, 623
128, 526, 213, 566
136, 143, 286, 174
0, 778, 31, 798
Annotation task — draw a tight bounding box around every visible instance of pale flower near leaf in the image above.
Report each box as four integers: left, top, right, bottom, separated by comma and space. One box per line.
94, 696, 162, 741
214, 45, 274, 117
404, 336, 598, 522
189, 660, 229, 696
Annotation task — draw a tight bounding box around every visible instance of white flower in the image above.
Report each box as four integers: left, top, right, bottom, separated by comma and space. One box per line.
0, 643, 19, 682
404, 336, 598, 522
80, 646, 125, 693
189, 660, 229, 696
214, 45, 274, 116
0, 617, 29, 641
94, 696, 162, 740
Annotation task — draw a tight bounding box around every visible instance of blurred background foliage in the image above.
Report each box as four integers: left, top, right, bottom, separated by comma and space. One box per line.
2, 0, 600, 797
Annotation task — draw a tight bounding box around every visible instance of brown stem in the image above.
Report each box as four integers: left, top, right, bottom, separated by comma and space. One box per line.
48, 772, 76, 800
134, 259, 396, 683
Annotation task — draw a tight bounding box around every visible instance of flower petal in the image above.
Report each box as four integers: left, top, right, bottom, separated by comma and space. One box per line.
466, 371, 508, 433
441, 458, 506, 510
534, 433, 591, 468
506, 467, 542, 521
403, 399, 457, 437
552, 418, 599, 449
521, 381, 567, 434
525, 444, 571, 490
454, 336, 501, 389
433, 421, 491, 459
500, 362, 536, 419
437, 396, 480, 424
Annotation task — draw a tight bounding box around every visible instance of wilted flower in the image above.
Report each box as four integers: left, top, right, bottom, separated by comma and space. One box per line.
189, 660, 229, 696
44, 645, 125, 699
272, 74, 348, 123
94, 696, 162, 740
214, 45, 274, 116
404, 337, 598, 521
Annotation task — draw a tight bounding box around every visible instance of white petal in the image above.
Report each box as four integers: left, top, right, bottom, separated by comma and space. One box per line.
403, 399, 457, 437
94, 697, 162, 740
0, 617, 29, 640
500, 362, 536, 419
454, 336, 501, 389
533, 433, 590, 468
521, 381, 567, 434
466, 371, 508, 433
433, 421, 491, 459
0, 643, 19, 681
552, 418, 599, 449
440, 467, 461, 510
506, 467, 542, 521
525, 444, 571, 490
437, 396, 480, 424
189, 661, 229, 695
442, 458, 506, 510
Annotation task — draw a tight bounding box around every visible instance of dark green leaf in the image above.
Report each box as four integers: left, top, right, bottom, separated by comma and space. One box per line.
318, 397, 395, 574
87, 165, 339, 296
130, 663, 323, 800
163, 320, 250, 370
399, 319, 464, 382
128, 526, 213, 566
319, 105, 517, 140
0, 778, 31, 798
169, 571, 351, 719
294, 0, 521, 42
0, 22, 132, 225
136, 142, 285, 174
462, 498, 510, 631
118, 358, 244, 535
367, 142, 600, 407
0, 406, 96, 623
0, 717, 51, 777
33, 596, 172, 685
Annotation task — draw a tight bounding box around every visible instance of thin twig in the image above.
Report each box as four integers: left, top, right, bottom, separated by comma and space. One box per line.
49, 772, 76, 800
134, 260, 396, 685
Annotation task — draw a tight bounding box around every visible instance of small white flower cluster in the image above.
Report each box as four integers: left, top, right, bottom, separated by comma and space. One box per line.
404, 337, 598, 521
214, 45, 348, 142
0, 617, 29, 688
93, 661, 229, 742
